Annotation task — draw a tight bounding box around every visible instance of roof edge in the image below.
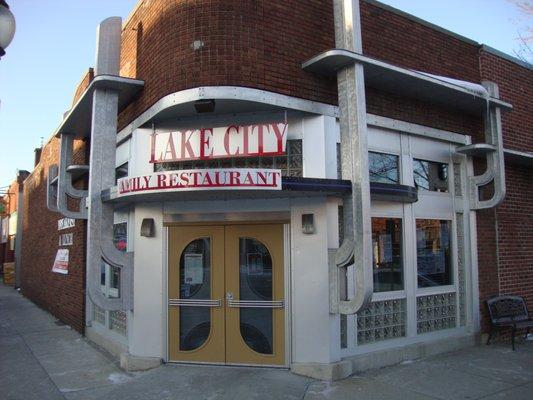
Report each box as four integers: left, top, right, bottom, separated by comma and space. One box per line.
364, 0, 532, 70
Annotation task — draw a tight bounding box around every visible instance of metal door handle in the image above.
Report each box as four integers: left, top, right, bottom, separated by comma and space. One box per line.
227, 299, 284, 308
169, 299, 222, 307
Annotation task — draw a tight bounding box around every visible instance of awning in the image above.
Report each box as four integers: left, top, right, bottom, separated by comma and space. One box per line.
302, 49, 512, 116
54, 74, 144, 139
101, 177, 417, 204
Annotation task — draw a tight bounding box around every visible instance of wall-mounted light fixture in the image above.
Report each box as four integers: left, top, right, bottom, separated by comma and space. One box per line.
302, 214, 315, 234
194, 99, 216, 113
0, 1, 16, 58
140, 218, 155, 237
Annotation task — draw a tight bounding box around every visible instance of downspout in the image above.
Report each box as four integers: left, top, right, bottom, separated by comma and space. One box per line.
466, 82, 506, 210
57, 133, 88, 219
14, 172, 25, 289
329, 0, 373, 314
86, 17, 133, 314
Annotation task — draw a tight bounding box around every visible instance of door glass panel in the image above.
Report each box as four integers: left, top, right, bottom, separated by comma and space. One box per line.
179, 238, 211, 351
239, 238, 273, 355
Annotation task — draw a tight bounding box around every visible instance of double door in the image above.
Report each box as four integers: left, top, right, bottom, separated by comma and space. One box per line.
168, 224, 285, 366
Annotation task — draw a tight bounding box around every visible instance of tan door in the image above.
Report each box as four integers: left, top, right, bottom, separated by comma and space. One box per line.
168, 224, 285, 366
225, 224, 285, 366
168, 226, 225, 362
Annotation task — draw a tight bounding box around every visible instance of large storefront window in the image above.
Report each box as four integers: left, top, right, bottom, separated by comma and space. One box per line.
372, 218, 403, 292
369, 152, 399, 184
416, 219, 452, 288
413, 159, 448, 192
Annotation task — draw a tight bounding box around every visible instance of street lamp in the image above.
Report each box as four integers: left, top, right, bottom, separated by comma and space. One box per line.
0, 0, 16, 57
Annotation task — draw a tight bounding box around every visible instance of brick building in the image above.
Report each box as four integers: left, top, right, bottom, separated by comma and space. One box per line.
13, 0, 531, 380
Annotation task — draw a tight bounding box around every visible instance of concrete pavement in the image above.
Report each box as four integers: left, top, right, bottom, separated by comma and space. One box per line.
1, 282, 532, 400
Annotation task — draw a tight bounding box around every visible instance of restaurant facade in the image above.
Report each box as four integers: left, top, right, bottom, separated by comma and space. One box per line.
13, 0, 532, 380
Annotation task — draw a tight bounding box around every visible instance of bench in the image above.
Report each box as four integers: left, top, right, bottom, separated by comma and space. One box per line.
486, 295, 533, 350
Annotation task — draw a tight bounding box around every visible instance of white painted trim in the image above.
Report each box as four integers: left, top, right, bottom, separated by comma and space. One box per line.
117, 87, 339, 143
284, 223, 292, 368
367, 114, 471, 145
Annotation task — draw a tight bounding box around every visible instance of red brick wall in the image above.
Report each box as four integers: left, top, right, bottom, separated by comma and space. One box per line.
72, 68, 94, 106
20, 138, 87, 333
476, 51, 533, 333
117, 0, 338, 130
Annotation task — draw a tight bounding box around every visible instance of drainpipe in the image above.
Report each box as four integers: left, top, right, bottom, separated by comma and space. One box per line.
86, 17, 133, 315
329, 0, 373, 314
457, 81, 506, 210
14, 171, 27, 289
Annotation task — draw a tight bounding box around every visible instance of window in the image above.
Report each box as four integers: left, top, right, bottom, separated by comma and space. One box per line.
95, 263, 126, 336
416, 219, 452, 288
100, 261, 121, 299
155, 139, 303, 177
372, 218, 403, 292
369, 152, 399, 184
413, 159, 448, 192
113, 222, 127, 252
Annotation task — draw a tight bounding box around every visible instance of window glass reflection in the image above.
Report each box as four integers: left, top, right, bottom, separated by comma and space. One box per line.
372, 218, 403, 292
416, 219, 452, 287
369, 152, 399, 184
413, 159, 448, 192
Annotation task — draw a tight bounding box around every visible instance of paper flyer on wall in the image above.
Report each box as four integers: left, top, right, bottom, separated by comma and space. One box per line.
52, 249, 69, 275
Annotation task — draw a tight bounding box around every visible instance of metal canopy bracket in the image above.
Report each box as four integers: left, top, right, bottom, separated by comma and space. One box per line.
54, 75, 144, 139
329, 0, 374, 316
85, 17, 134, 316
460, 82, 506, 210
302, 49, 512, 116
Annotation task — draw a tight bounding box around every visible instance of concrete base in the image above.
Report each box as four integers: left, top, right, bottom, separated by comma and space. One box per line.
346, 333, 477, 373
120, 353, 162, 371
86, 325, 127, 358
291, 360, 352, 381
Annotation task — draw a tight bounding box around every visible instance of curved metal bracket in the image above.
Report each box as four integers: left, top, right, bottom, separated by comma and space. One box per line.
86, 16, 133, 314
56, 133, 88, 219
329, 0, 373, 316
458, 82, 506, 210
46, 165, 59, 213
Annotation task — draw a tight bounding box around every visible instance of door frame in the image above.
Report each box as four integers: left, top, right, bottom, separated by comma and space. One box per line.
163, 220, 292, 368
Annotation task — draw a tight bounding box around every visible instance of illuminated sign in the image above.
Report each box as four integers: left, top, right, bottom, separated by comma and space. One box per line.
150, 122, 288, 163
117, 168, 282, 196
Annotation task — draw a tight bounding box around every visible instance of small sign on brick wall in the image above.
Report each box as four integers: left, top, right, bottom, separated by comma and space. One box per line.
58, 217, 75, 231
58, 233, 73, 246
52, 249, 69, 275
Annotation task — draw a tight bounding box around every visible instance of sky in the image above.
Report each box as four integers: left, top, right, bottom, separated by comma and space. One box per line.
0, 0, 531, 188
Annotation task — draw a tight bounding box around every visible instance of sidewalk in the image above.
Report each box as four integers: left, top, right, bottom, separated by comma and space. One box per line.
1, 282, 532, 400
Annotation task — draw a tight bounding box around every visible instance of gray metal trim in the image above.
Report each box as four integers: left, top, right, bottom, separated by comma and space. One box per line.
56, 134, 88, 219
331, 0, 374, 316
456, 143, 497, 157
466, 82, 506, 210
116, 86, 339, 143
367, 114, 471, 145
480, 45, 533, 71
503, 148, 533, 167
86, 17, 134, 314
302, 49, 513, 115
46, 165, 59, 213
169, 299, 222, 307
54, 74, 144, 140
227, 300, 284, 308
363, 0, 479, 47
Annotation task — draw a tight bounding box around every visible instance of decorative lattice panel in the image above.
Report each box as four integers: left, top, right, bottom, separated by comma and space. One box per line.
453, 163, 462, 197
417, 293, 457, 334
357, 299, 406, 345
110, 311, 127, 336
456, 213, 466, 326
93, 303, 106, 325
